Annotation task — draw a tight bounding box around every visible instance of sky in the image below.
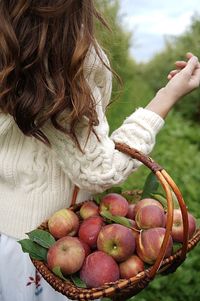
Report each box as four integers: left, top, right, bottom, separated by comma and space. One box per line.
119, 0, 200, 62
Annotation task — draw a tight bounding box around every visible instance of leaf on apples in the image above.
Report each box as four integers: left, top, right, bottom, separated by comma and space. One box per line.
100, 210, 132, 229
151, 190, 180, 210
105, 186, 122, 194
93, 193, 103, 205
141, 172, 159, 198
18, 239, 47, 261
26, 229, 56, 249
151, 193, 168, 210
52, 266, 69, 281
171, 190, 181, 209
70, 274, 87, 288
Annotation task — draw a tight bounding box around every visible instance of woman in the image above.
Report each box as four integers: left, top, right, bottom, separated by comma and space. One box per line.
0, 1, 200, 300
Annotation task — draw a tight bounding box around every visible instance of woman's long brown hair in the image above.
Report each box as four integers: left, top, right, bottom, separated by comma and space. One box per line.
0, 0, 108, 146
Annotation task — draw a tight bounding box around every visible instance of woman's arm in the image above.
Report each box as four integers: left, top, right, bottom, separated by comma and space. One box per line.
43, 51, 200, 194
43, 106, 163, 193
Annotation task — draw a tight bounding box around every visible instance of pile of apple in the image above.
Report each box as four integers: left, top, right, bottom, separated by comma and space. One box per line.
46, 193, 197, 288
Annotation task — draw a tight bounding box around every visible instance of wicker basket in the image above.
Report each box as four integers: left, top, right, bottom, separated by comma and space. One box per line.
31, 143, 200, 301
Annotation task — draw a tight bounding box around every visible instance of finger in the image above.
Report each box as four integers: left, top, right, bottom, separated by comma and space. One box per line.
183, 56, 199, 75
167, 74, 173, 80
169, 70, 180, 76
186, 52, 194, 59
175, 61, 187, 69
167, 70, 180, 79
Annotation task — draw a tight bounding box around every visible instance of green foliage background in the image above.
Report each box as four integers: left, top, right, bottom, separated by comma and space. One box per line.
96, 1, 200, 300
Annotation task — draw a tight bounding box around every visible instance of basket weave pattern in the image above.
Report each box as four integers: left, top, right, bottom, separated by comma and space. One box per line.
31, 143, 200, 301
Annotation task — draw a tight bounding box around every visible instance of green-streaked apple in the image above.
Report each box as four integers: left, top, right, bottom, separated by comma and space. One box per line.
136, 227, 173, 264
133, 198, 164, 219
119, 255, 144, 279
79, 201, 99, 219
100, 193, 129, 217
135, 205, 165, 229
171, 209, 196, 242
48, 208, 79, 239
47, 236, 85, 275
97, 224, 135, 262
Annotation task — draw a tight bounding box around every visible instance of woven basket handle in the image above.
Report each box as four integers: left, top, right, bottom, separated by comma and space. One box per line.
114, 142, 189, 279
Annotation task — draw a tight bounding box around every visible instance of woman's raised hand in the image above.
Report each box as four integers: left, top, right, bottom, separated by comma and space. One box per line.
166, 53, 200, 99
145, 52, 200, 119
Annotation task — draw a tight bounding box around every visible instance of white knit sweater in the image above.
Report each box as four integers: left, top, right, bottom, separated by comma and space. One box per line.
0, 47, 164, 239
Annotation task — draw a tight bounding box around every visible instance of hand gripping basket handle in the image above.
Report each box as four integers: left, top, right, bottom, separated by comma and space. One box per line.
114, 142, 189, 279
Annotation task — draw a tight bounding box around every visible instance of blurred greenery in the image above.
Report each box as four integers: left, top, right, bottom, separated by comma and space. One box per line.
96, 1, 200, 300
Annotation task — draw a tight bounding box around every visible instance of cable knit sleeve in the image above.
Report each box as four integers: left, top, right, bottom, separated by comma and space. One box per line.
43, 48, 164, 193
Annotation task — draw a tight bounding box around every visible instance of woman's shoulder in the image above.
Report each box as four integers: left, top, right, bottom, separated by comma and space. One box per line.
0, 112, 15, 135
84, 43, 110, 73
84, 43, 112, 108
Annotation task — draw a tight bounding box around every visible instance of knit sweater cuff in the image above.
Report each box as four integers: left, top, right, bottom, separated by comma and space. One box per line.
124, 107, 164, 134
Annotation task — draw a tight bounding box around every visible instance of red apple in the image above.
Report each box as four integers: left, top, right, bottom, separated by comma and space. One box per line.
48, 208, 79, 239
126, 203, 136, 219
135, 205, 165, 229
47, 236, 85, 275
97, 224, 135, 262
80, 201, 99, 219
133, 198, 164, 219
78, 216, 104, 249
80, 251, 120, 288
171, 209, 196, 242
119, 255, 144, 279
136, 227, 173, 264
100, 193, 129, 217
79, 240, 91, 257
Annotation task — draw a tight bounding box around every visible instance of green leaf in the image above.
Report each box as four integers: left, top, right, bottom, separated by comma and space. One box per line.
26, 229, 56, 249
18, 239, 47, 261
70, 274, 87, 288
151, 191, 180, 210
105, 186, 122, 194
100, 210, 132, 228
151, 193, 167, 209
52, 267, 87, 288
141, 172, 159, 198
93, 191, 107, 205
52, 266, 69, 281
171, 190, 181, 209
